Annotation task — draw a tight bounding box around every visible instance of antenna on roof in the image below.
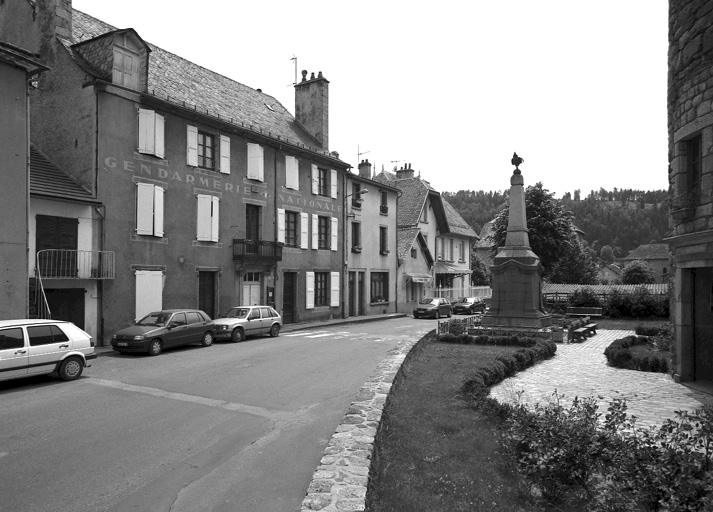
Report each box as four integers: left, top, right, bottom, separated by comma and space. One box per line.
289, 55, 297, 85
358, 145, 370, 163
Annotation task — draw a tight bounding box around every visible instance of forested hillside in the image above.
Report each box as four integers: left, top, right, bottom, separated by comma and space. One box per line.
443, 187, 670, 257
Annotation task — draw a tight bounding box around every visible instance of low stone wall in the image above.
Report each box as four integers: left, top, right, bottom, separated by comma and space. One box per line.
300, 335, 419, 511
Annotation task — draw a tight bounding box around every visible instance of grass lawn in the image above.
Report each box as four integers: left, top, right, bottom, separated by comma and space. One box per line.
366, 319, 665, 511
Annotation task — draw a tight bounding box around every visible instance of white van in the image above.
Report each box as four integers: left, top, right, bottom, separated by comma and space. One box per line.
0, 319, 96, 383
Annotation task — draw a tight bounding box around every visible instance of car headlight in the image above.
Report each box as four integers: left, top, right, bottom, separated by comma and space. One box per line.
219, 325, 229, 331
112, 334, 116, 340
133, 335, 145, 341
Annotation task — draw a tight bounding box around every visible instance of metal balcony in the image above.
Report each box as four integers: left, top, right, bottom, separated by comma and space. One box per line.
36, 249, 115, 279
232, 239, 283, 262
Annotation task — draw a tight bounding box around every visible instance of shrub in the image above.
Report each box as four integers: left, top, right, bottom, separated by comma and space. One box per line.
635, 323, 669, 336
604, 335, 671, 374
568, 287, 602, 308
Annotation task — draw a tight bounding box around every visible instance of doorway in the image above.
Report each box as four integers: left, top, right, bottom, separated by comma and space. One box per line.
282, 272, 296, 324
242, 272, 262, 306
693, 267, 713, 381
45, 288, 84, 329
198, 271, 216, 319
348, 271, 366, 317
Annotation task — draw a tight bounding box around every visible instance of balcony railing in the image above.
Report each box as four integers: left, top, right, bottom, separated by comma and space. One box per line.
380, 204, 389, 214
232, 239, 283, 262
36, 249, 115, 279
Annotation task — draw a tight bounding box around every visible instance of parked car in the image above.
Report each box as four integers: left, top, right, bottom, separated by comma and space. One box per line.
452, 297, 487, 315
111, 309, 214, 356
0, 319, 96, 383
213, 306, 282, 342
413, 298, 452, 319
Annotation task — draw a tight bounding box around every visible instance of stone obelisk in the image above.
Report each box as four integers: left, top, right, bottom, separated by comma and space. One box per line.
481, 154, 551, 329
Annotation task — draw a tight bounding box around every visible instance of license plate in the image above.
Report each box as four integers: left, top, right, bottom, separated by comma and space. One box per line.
117, 342, 128, 347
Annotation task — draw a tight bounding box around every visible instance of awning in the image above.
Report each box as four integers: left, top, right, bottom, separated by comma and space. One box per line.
435, 262, 472, 275
405, 272, 432, 283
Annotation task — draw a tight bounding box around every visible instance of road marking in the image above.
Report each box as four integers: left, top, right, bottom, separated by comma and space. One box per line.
85, 378, 289, 420
283, 331, 328, 337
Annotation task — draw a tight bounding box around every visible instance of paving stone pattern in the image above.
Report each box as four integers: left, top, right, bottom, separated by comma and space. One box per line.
490, 330, 713, 429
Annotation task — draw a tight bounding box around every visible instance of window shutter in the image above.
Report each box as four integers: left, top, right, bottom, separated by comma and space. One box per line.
277, 208, 286, 244
247, 143, 264, 181
330, 217, 338, 251
219, 135, 231, 174
305, 272, 315, 309
196, 194, 212, 241
330, 169, 338, 198
330, 272, 340, 307
136, 183, 154, 235
300, 212, 309, 249
312, 214, 318, 249
153, 186, 164, 237
138, 109, 155, 155
210, 196, 220, 242
187, 125, 198, 166
311, 164, 319, 194
135, 270, 164, 320
155, 113, 165, 159
286, 156, 299, 190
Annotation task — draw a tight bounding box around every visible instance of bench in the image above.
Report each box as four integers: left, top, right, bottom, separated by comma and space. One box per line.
566, 307, 603, 318
584, 323, 598, 336
572, 327, 589, 343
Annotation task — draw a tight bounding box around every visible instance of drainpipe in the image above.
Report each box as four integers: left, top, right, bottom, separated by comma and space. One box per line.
342, 172, 348, 319
25, 76, 32, 318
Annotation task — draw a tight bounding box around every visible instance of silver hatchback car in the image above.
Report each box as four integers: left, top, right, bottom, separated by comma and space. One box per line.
214, 306, 282, 342
0, 319, 96, 383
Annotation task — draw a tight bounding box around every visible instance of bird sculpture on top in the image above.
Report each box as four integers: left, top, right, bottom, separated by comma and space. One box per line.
511, 152, 524, 174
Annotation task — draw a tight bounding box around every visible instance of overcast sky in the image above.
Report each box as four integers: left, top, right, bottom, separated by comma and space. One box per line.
72, 0, 670, 198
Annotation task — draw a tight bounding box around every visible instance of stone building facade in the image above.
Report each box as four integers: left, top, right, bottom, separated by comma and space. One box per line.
666, 0, 713, 382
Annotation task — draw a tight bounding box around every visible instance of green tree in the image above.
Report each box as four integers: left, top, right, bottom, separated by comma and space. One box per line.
548, 237, 600, 284
470, 252, 491, 286
489, 182, 575, 279
600, 245, 615, 264
622, 260, 656, 285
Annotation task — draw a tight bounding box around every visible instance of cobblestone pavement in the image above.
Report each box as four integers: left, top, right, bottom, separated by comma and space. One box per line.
490, 330, 713, 429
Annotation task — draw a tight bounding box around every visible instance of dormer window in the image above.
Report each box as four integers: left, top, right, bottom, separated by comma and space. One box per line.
112, 33, 141, 90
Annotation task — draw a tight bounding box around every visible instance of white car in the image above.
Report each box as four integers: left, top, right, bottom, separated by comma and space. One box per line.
0, 319, 96, 383
214, 306, 282, 342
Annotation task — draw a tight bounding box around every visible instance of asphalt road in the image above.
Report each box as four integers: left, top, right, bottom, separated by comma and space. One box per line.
0, 316, 434, 512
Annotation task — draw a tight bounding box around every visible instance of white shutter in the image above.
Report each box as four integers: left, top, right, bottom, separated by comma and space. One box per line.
330, 217, 338, 251
330, 169, 337, 199
155, 113, 165, 158
286, 156, 299, 190
138, 109, 155, 155
210, 196, 220, 242
135, 270, 164, 320
300, 212, 309, 249
247, 143, 264, 181
187, 125, 198, 166
153, 186, 164, 237
136, 183, 154, 235
219, 135, 230, 174
196, 194, 212, 241
305, 272, 315, 309
330, 272, 340, 307
312, 214, 318, 249
311, 164, 319, 194
277, 208, 286, 244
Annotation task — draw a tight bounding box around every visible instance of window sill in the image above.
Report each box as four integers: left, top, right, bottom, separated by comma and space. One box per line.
370, 301, 389, 306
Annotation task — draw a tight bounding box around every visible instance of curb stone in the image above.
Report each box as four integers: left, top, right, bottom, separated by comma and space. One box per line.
300, 335, 420, 511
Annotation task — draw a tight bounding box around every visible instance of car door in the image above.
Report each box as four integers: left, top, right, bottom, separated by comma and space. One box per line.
259, 308, 275, 334
0, 327, 29, 381
185, 312, 204, 343
165, 312, 188, 347
26, 324, 71, 376
244, 308, 262, 337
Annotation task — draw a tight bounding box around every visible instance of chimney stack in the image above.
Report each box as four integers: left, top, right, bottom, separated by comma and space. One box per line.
358, 159, 372, 178
294, 70, 329, 150
395, 163, 415, 179
53, 0, 73, 40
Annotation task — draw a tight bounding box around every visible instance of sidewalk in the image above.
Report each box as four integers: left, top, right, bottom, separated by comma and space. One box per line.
490, 329, 713, 429
94, 313, 407, 357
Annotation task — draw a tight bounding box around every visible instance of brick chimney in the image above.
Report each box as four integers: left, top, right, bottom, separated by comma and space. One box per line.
295, 70, 329, 150
358, 159, 372, 178
396, 163, 415, 179
52, 0, 73, 40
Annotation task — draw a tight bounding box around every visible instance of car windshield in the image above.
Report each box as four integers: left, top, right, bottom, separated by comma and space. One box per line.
457, 298, 474, 304
418, 299, 438, 305
136, 312, 172, 326
223, 308, 250, 319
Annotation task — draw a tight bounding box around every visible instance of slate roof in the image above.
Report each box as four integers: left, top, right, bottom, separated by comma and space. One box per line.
543, 283, 668, 295
474, 220, 496, 249
398, 228, 420, 259
442, 199, 478, 239
624, 243, 670, 261
30, 144, 99, 203
67, 10, 336, 160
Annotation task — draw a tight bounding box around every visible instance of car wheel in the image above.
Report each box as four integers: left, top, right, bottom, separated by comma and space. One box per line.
413, 313, 419, 319
231, 328, 245, 343
269, 324, 280, 337
201, 331, 214, 347
59, 357, 83, 381
115, 349, 125, 355
447, 309, 452, 318
435, 310, 440, 319
148, 339, 162, 356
